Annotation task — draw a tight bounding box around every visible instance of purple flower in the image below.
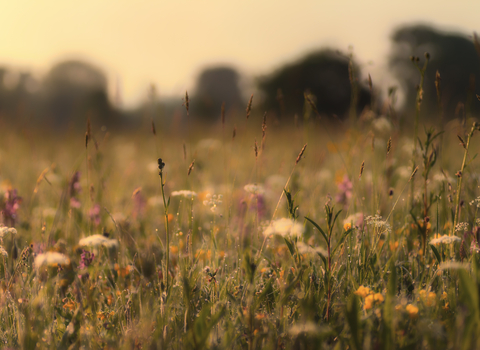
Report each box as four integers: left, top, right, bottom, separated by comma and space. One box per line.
69, 172, 82, 208
2, 188, 21, 226
79, 249, 95, 269
336, 175, 353, 207
89, 204, 101, 226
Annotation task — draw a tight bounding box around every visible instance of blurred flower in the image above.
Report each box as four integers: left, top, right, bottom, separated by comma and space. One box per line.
203, 194, 222, 214
263, 218, 304, 238
336, 176, 352, 206
171, 190, 197, 199
429, 235, 461, 245
89, 204, 101, 227
372, 116, 392, 136
354, 285, 372, 298
405, 304, 419, 319
343, 213, 363, 231
132, 187, 146, 219
296, 242, 327, 256
68, 172, 81, 209
244, 184, 265, 195
79, 234, 119, 249
34, 252, 70, 270
2, 188, 21, 226
78, 250, 95, 269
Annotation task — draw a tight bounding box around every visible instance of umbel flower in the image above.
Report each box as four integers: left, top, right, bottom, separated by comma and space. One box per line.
263, 218, 304, 238
34, 252, 70, 270
79, 234, 119, 249
171, 190, 197, 199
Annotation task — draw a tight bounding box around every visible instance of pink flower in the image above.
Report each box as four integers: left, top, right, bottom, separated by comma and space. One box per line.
89, 204, 101, 226
2, 188, 21, 226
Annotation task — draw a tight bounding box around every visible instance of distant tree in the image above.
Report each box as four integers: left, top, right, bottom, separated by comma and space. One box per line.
192, 66, 243, 122
43, 60, 113, 128
390, 24, 480, 119
257, 49, 371, 120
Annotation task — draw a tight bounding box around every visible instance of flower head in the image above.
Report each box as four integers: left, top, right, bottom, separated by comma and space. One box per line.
79, 234, 119, 249
263, 218, 304, 238
171, 190, 197, 199
34, 252, 70, 270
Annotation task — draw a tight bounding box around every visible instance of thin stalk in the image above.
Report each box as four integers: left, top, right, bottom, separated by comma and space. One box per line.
452, 123, 479, 235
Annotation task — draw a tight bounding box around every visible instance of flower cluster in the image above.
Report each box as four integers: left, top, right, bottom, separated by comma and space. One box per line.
455, 222, 469, 232
429, 235, 461, 245
354, 286, 384, 310
171, 190, 197, 199
2, 188, 21, 226
365, 214, 391, 235
244, 184, 265, 195
79, 234, 119, 249
263, 218, 304, 238
203, 194, 222, 214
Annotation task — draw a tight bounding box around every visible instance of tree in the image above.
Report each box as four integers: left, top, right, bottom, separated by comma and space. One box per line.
192, 66, 243, 123
390, 24, 480, 120
43, 60, 113, 128
257, 49, 371, 120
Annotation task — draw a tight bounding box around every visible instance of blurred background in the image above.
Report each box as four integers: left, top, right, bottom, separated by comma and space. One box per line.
0, 0, 479, 130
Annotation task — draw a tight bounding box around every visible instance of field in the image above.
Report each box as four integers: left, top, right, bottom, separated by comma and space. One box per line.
1, 106, 480, 349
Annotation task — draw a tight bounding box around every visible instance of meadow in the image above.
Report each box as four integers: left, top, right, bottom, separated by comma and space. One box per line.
1, 86, 480, 350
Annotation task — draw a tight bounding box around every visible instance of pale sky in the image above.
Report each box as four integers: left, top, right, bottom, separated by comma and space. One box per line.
0, 0, 478, 107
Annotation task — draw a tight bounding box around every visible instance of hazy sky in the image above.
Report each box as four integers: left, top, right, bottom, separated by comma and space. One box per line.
0, 0, 478, 107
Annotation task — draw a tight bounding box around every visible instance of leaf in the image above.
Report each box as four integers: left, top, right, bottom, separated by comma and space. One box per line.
284, 237, 295, 257
305, 217, 328, 245
429, 244, 442, 264
332, 228, 354, 257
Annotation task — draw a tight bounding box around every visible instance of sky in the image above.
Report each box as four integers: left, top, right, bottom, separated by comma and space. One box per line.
0, 0, 478, 108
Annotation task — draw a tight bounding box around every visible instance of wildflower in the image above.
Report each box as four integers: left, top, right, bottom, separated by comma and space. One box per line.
429, 235, 461, 245
336, 175, 353, 206
203, 194, 222, 214
405, 304, 419, 319
68, 172, 81, 209
354, 285, 372, 298
263, 218, 304, 238
455, 222, 469, 232
34, 252, 70, 270
365, 215, 392, 235
171, 190, 197, 199
79, 234, 119, 249
78, 250, 95, 269
169, 245, 179, 255
364, 294, 374, 310
2, 188, 21, 226
343, 213, 364, 231
89, 204, 101, 227
244, 184, 265, 195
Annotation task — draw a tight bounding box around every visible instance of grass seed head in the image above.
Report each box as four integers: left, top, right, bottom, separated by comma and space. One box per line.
246, 94, 253, 119
296, 144, 307, 165
359, 161, 365, 179
187, 159, 195, 176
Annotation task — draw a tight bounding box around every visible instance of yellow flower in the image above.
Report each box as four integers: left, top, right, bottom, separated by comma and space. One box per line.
364, 294, 374, 310
354, 286, 372, 298
344, 222, 352, 231
406, 304, 419, 319
373, 293, 384, 303
169, 245, 179, 255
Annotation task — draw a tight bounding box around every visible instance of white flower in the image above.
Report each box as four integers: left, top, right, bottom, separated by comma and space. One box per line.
372, 116, 392, 135
0, 246, 7, 257
171, 190, 197, 199
429, 235, 461, 245
34, 252, 70, 269
244, 184, 265, 195
296, 242, 327, 256
147, 195, 163, 207
264, 218, 304, 238
79, 234, 119, 249
0, 225, 17, 238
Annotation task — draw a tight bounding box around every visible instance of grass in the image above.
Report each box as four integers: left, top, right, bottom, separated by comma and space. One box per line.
1, 80, 480, 349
